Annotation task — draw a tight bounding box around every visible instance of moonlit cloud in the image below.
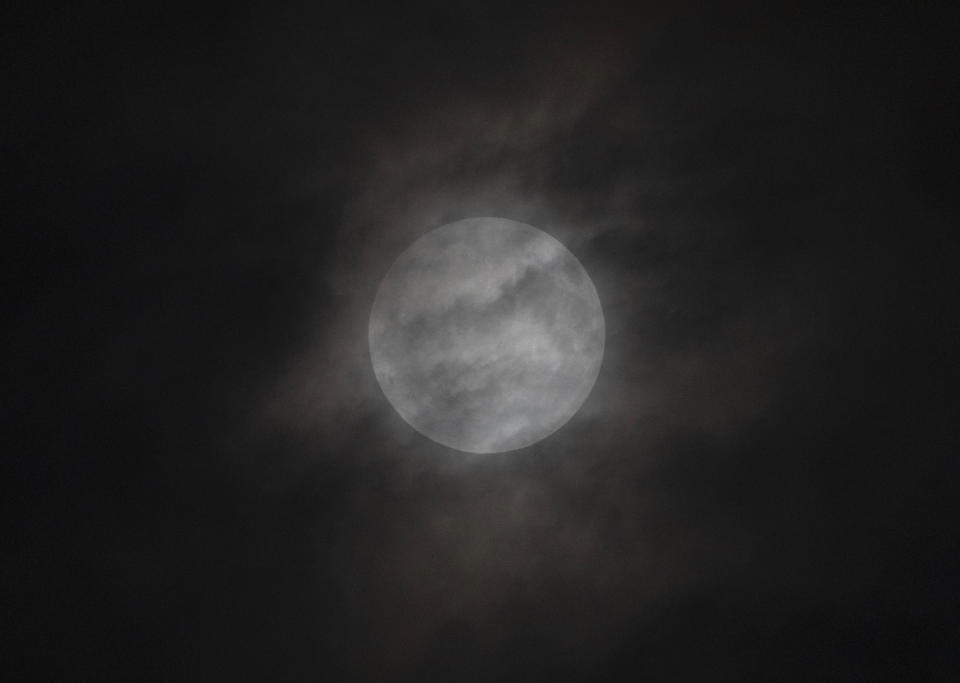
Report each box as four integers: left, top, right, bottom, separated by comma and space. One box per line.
16, 2, 955, 680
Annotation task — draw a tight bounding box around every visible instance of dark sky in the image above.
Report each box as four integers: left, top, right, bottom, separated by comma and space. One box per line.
7, 1, 960, 680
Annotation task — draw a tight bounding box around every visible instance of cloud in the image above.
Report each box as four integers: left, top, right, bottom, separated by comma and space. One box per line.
263, 30, 636, 443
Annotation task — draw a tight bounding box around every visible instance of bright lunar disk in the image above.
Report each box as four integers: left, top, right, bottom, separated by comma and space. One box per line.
369, 218, 604, 453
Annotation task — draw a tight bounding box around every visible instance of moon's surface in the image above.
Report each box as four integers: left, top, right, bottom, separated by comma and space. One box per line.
369, 217, 604, 453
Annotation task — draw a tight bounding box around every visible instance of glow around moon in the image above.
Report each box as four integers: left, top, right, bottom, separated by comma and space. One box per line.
369, 218, 604, 453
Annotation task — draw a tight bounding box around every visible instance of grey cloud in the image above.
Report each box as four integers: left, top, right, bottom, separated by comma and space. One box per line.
19, 3, 956, 680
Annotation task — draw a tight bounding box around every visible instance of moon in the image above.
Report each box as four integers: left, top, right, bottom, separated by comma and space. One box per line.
369, 217, 604, 453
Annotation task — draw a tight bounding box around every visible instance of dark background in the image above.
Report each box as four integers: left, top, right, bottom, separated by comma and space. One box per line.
6, 1, 959, 680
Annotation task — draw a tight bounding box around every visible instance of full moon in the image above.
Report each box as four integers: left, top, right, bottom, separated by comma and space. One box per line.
369, 217, 604, 453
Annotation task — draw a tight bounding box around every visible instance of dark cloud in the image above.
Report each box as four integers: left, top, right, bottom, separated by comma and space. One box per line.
8, 1, 959, 680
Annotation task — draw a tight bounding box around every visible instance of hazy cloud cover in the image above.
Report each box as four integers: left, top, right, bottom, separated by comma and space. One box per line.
8, 1, 959, 680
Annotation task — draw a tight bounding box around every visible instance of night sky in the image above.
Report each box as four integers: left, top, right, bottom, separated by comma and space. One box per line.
7, 1, 960, 680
